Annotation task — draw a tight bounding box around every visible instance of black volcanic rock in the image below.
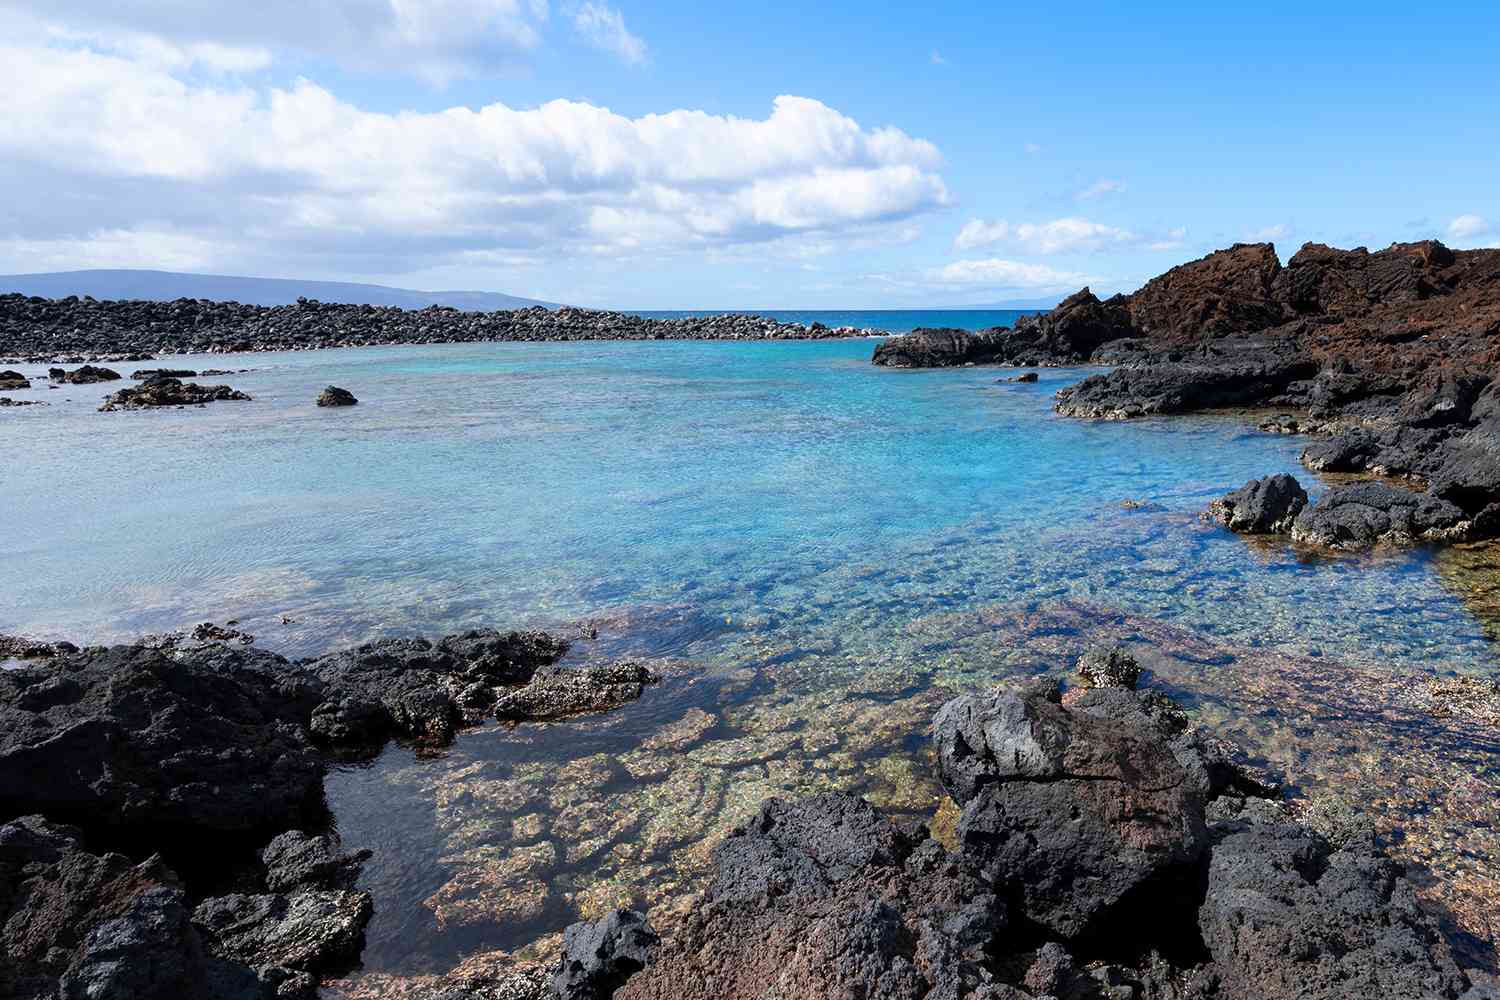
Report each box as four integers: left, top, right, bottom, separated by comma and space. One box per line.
493, 661, 659, 721
555, 910, 661, 1000
1053, 342, 1317, 419
98, 376, 252, 410
0, 643, 326, 838
191, 890, 372, 991
132, 368, 198, 379
1199, 820, 1471, 1000
316, 385, 358, 407
872, 327, 993, 368
1206, 473, 1309, 534
1291, 481, 1471, 550
49, 364, 121, 384
0, 369, 29, 389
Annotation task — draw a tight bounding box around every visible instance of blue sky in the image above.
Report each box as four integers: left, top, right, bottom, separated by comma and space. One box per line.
1, 1, 1496, 307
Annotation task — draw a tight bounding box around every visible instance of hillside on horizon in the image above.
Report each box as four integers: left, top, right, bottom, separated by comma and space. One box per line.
0, 269, 559, 311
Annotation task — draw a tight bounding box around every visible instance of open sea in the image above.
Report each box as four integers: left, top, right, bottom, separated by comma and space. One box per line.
2, 336, 1496, 988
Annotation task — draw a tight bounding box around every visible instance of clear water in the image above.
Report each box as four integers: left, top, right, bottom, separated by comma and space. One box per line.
2, 339, 1496, 987
632, 308, 1034, 332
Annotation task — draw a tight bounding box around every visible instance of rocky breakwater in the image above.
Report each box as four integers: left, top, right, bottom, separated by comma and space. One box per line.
99, 374, 253, 411
0, 294, 875, 358
0, 625, 668, 999
597, 648, 1494, 1000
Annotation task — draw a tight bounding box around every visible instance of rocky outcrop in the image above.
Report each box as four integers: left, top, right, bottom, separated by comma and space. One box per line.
1290, 481, 1472, 550
872, 327, 996, 368
0, 295, 876, 359
49, 364, 121, 384
316, 385, 358, 407
0, 369, 29, 389
132, 368, 198, 379
0, 642, 327, 839
0, 634, 79, 660
98, 376, 252, 410
192, 890, 372, 993
617, 675, 1487, 1000
1127, 242, 1286, 339
873, 290, 1131, 369
306, 629, 570, 748
1206, 473, 1309, 534
1054, 342, 1317, 419
1074, 643, 1142, 689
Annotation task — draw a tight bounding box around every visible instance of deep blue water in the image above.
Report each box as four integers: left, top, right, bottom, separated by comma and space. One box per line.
632, 308, 1034, 332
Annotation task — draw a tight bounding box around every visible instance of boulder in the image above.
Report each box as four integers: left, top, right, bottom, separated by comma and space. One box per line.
0, 369, 30, 389
259, 830, 371, 894
49, 365, 121, 384
555, 909, 660, 1000
1290, 482, 1471, 550
191, 890, 371, 989
932, 684, 1209, 940
131, 368, 198, 380
1199, 821, 1471, 1000
1074, 644, 1142, 690
873, 328, 993, 368
1206, 474, 1309, 534
1300, 425, 1449, 478
316, 385, 358, 407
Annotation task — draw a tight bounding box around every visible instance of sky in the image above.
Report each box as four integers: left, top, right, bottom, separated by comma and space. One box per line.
1, 1, 1497, 309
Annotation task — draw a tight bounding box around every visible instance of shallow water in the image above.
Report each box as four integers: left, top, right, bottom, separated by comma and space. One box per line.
2, 339, 1496, 986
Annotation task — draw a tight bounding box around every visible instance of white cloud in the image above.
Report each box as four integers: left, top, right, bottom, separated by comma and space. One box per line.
930, 50, 946, 65
3, 0, 551, 81
925, 258, 1089, 290
1246, 223, 1290, 241
0, 37, 950, 276
954, 217, 1139, 254
572, 2, 646, 65
1076, 178, 1125, 200
1448, 214, 1491, 240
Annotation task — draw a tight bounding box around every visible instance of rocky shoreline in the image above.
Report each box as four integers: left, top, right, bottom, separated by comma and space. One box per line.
0, 295, 877, 360
873, 238, 1500, 555
5, 631, 1494, 1000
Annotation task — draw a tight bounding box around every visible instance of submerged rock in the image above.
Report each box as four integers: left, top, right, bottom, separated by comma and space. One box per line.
98, 376, 251, 411
1291, 481, 1471, 550
1206, 473, 1309, 534
494, 661, 659, 721
131, 368, 198, 379
317, 385, 358, 407
1074, 643, 1142, 689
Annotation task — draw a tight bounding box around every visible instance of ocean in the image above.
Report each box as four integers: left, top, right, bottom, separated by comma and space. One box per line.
2, 338, 1494, 988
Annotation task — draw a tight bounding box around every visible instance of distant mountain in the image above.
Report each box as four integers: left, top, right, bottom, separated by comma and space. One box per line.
0, 269, 559, 311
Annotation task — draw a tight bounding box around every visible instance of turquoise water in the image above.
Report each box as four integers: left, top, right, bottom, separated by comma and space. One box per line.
0, 338, 1490, 668
4, 339, 1497, 985
633, 308, 1034, 332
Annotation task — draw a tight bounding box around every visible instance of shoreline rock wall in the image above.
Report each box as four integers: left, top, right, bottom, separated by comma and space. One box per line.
0, 295, 878, 359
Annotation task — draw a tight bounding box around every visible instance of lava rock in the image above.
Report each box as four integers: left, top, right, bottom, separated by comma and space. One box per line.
1199, 821, 1471, 1000
1290, 481, 1471, 550
1074, 644, 1142, 690
0, 642, 327, 838
98, 376, 251, 411
493, 661, 659, 721
316, 385, 358, 407
873, 327, 992, 368
1206, 473, 1309, 534
306, 629, 571, 748
932, 685, 1209, 939
616, 793, 1007, 1000
260, 830, 371, 894
0, 634, 79, 660
0, 369, 30, 389
131, 368, 198, 380
1127, 243, 1285, 338
49, 364, 121, 384
1054, 346, 1318, 420
192, 890, 372, 988
555, 909, 660, 1000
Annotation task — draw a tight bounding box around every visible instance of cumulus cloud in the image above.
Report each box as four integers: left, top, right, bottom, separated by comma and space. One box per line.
572, 2, 646, 65
1448, 214, 1491, 240
2, 0, 551, 81
0, 36, 949, 276
1075, 178, 1125, 200
926, 259, 1089, 291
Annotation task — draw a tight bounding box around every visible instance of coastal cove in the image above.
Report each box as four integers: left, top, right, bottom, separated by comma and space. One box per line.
4, 337, 1498, 993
